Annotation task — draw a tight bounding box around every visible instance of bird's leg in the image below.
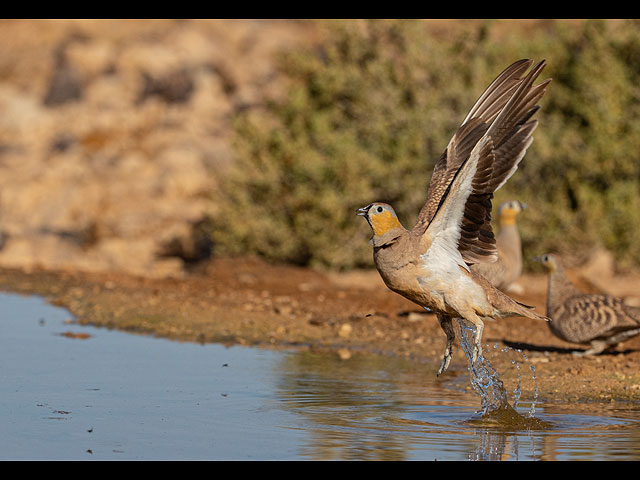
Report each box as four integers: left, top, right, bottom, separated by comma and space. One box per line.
574, 328, 640, 357
572, 340, 607, 357
436, 314, 455, 376
460, 314, 485, 365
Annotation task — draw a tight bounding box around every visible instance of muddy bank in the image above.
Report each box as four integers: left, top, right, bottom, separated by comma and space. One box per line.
1, 256, 640, 406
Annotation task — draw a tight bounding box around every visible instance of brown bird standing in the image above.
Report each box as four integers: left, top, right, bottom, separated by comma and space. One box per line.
471, 200, 527, 293
357, 59, 551, 376
535, 253, 640, 356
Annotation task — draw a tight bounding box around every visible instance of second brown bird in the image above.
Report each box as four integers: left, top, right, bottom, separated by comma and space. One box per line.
535, 253, 640, 356
471, 200, 527, 293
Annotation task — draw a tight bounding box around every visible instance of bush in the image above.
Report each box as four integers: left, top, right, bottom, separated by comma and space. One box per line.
210, 19, 640, 271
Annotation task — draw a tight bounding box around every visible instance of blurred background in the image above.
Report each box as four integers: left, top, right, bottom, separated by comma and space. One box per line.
1, 19, 640, 278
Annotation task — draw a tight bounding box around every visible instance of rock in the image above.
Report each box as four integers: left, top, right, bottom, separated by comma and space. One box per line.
407, 312, 430, 322
66, 38, 116, 78
338, 323, 352, 338
0, 20, 320, 278
337, 349, 352, 360
138, 68, 195, 104
43, 58, 83, 106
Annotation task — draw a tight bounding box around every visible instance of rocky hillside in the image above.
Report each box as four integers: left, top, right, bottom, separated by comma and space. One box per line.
0, 19, 319, 277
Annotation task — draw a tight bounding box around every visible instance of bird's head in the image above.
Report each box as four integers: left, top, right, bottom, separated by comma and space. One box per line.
356, 202, 403, 238
532, 253, 559, 272
498, 200, 527, 226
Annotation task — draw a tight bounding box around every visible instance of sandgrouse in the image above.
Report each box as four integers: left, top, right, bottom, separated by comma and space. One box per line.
471, 200, 527, 293
357, 59, 551, 376
535, 253, 640, 356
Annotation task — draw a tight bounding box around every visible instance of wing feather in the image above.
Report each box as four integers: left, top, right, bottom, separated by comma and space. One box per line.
423, 136, 494, 271
414, 59, 550, 265
414, 59, 536, 229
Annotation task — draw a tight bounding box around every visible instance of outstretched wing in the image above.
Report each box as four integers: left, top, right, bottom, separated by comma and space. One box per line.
413, 59, 550, 265
420, 135, 495, 272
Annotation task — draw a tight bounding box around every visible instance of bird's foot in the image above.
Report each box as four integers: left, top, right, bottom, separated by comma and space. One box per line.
437, 352, 451, 377
573, 340, 608, 357
471, 342, 483, 365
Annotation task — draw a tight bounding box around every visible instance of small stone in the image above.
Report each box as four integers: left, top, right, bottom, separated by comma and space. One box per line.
274, 305, 292, 316
408, 312, 429, 322
338, 323, 352, 338
337, 349, 351, 360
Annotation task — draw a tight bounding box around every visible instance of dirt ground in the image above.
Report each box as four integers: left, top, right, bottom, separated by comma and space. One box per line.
2, 256, 640, 407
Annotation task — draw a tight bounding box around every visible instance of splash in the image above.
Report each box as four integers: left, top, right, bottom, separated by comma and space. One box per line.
528, 363, 539, 418
455, 319, 546, 429
511, 358, 522, 409
455, 319, 508, 413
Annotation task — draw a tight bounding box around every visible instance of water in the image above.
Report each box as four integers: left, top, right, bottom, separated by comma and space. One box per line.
2, 292, 640, 460
455, 319, 542, 426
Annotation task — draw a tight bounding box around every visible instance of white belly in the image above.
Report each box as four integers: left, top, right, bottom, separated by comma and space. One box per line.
418, 247, 493, 316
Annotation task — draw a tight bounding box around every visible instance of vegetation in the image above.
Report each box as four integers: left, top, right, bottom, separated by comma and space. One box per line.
210, 19, 640, 271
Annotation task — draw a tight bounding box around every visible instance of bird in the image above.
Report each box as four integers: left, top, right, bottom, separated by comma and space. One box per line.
357, 59, 551, 376
534, 253, 640, 356
471, 200, 527, 293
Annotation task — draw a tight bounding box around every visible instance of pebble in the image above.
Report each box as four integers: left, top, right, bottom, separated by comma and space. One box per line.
337, 349, 351, 360
338, 323, 352, 338
530, 357, 549, 363
407, 312, 429, 322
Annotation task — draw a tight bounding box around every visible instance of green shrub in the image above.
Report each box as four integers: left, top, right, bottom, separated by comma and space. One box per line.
210, 19, 640, 271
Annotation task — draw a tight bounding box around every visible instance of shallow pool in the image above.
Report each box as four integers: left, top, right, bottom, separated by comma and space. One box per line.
1, 292, 640, 460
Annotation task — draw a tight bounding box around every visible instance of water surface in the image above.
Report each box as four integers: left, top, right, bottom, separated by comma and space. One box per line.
1, 292, 640, 460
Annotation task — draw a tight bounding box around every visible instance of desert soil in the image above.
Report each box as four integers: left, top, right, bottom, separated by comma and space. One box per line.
2, 256, 640, 406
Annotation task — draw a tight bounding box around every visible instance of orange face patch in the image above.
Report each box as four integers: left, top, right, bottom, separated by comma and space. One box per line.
370, 211, 402, 236
499, 209, 518, 226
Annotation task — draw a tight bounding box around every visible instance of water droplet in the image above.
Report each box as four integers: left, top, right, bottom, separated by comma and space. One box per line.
528, 364, 539, 417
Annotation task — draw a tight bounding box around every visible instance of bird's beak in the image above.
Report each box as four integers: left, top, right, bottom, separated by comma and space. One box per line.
356, 206, 370, 216
520, 202, 528, 210
531, 255, 541, 263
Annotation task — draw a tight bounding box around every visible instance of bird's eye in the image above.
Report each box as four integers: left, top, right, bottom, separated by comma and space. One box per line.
377, 206, 383, 213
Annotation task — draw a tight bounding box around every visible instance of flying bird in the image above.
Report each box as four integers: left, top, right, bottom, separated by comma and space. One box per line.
471, 200, 527, 293
357, 59, 551, 375
535, 253, 640, 356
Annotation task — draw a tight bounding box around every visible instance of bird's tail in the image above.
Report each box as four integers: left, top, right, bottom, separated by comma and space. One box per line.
622, 304, 640, 325
474, 269, 551, 322
512, 299, 551, 322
